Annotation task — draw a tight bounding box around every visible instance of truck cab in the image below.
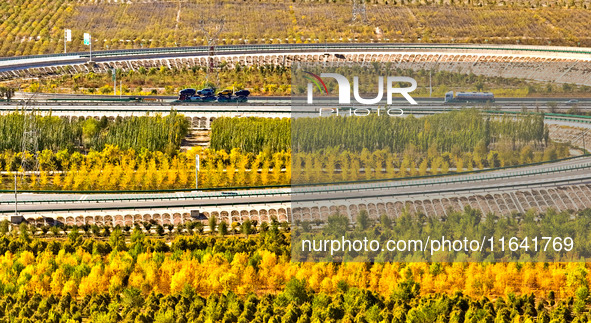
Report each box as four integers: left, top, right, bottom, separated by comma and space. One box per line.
444, 91, 454, 103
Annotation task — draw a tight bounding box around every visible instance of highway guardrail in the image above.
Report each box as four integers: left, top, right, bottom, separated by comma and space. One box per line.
4, 43, 591, 63
2, 174, 591, 214
1, 159, 589, 206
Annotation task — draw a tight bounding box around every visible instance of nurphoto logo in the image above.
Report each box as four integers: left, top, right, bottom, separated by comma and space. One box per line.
304, 71, 418, 105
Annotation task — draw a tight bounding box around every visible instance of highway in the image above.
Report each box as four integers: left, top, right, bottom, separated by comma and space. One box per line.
3, 43, 591, 73
2, 97, 591, 112
12, 91, 591, 105
8, 91, 591, 108
1, 155, 589, 214
1, 103, 590, 129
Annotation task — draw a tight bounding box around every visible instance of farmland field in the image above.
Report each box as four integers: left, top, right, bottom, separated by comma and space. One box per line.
2, 1, 591, 58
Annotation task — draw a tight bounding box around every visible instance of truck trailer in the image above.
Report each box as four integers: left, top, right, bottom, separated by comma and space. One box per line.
444, 91, 495, 103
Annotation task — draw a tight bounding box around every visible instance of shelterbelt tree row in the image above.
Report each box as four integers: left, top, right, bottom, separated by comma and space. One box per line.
0, 110, 571, 191
23, 65, 291, 97
1, 209, 591, 322
19, 64, 591, 100
213, 110, 550, 154
4, 0, 591, 58
0, 111, 189, 154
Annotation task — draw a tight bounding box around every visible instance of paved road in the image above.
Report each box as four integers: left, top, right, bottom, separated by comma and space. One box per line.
1, 101, 589, 118
3, 42, 591, 73
1, 156, 589, 214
